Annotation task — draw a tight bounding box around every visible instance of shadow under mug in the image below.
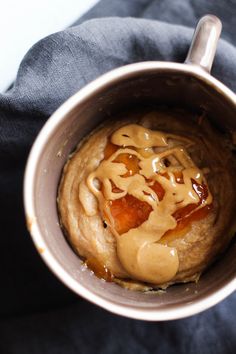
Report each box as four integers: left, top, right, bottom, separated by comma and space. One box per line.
24, 15, 236, 321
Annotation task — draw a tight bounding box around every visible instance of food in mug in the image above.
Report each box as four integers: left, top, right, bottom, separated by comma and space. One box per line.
58, 109, 236, 290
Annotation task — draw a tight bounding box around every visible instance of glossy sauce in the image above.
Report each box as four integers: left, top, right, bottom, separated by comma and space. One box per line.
86, 124, 213, 284
105, 142, 211, 239
85, 257, 114, 282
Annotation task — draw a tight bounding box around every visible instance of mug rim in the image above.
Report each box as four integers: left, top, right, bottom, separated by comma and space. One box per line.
24, 61, 236, 321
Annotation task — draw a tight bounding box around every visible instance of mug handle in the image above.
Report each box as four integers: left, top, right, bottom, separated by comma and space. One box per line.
185, 14, 222, 73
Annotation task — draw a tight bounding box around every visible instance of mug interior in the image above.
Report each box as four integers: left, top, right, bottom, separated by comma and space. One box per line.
27, 66, 236, 319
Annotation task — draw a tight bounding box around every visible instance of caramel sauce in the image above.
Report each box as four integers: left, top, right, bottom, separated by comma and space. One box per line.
85, 124, 213, 284
104, 142, 139, 177
160, 205, 212, 244
173, 170, 184, 184
104, 142, 150, 234
85, 257, 114, 282
149, 180, 165, 201
104, 143, 164, 234
114, 153, 140, 177
104, 143, 210, 238
104, 141, 118, 159
109, 194, 152, 234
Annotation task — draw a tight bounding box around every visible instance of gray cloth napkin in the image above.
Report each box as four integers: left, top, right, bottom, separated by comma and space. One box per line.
0, 0, 236, 353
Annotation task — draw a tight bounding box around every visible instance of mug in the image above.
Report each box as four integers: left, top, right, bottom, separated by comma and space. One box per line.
24, 15, 236, 321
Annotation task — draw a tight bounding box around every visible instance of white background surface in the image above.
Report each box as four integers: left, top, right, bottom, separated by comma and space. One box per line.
0, 0, 99, 92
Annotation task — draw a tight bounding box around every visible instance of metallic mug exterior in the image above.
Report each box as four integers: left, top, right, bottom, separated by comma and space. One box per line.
24, 15, 236, 321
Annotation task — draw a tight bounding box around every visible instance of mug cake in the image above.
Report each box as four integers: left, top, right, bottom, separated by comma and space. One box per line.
58, 109, 236, 291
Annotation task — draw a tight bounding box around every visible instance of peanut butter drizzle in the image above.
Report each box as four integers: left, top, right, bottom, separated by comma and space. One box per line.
85, 124, 213, 284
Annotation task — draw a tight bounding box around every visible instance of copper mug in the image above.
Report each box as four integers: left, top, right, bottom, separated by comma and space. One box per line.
24, 15, 236, 321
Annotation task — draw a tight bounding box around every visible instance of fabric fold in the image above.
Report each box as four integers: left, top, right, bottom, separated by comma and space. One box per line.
0, 1, 236, 353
